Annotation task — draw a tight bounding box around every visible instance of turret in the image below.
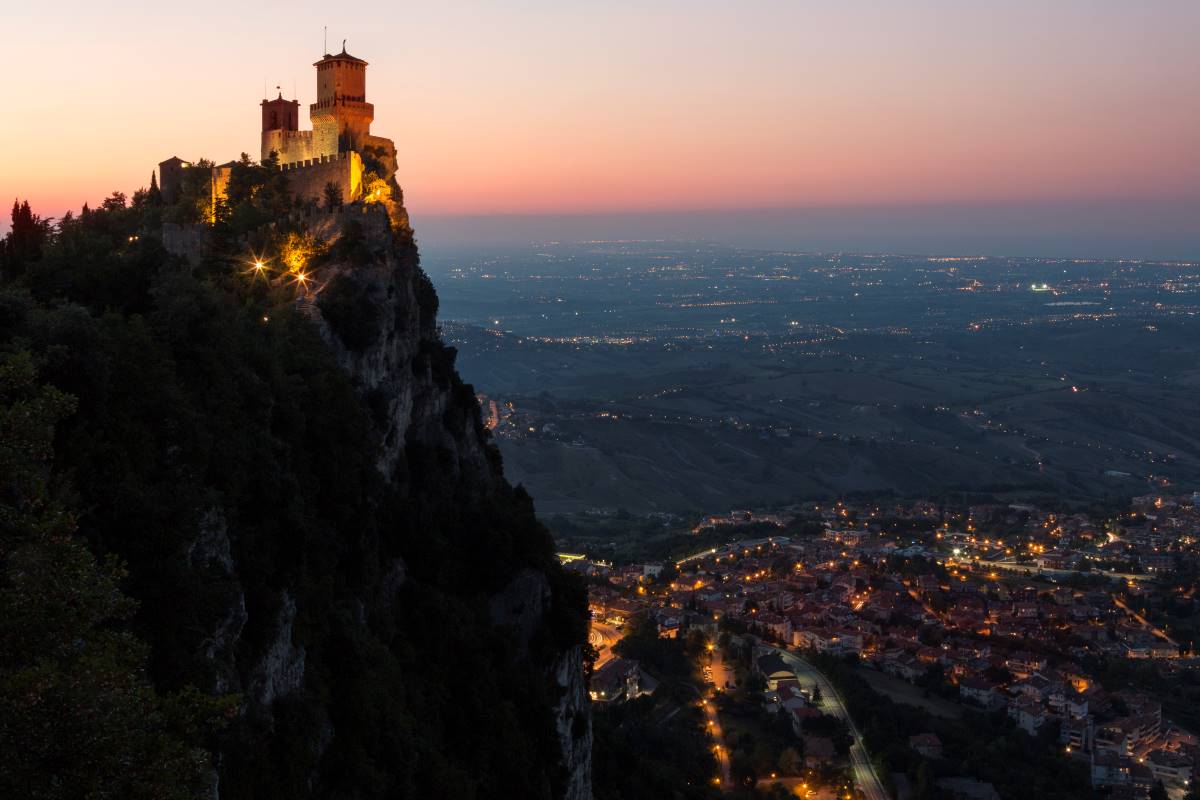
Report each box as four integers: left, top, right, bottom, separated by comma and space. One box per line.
260, 91, 310, 165
310, 45, 374, 157
262, 92, 300, 134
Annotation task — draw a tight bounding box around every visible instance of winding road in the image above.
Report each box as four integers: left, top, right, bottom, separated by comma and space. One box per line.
589, 620, 622, 668
770, 647, 890, 800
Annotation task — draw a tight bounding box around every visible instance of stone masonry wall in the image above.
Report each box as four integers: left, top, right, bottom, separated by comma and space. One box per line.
279, 151, 363, 204
262, 129, 315, 166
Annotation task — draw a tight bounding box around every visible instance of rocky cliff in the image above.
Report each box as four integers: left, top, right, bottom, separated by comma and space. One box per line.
288, 202, 594, 799
35, 192, 593, 798
192, 201, 593, 799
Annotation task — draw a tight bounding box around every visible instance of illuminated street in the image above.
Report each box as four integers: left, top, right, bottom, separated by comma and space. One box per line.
589, 620, 622, 668
708, 646, 736, 691
1113, 596, 1179, 648
771, 648, 890, 800
701, 696, 732, 790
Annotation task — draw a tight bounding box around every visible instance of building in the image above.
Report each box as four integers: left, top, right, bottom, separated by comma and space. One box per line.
1008, 696, 1049, 735
1145, 749, 1192, 787
909, 733, 944, 759
958, 677, 1004, 710
160, 45, 398, 215
1095, 714, 1161, 755
936, 777, 1001, 800
1060, 717, 1093, 752
755, 653, 797, 690
589, 657, 657, 703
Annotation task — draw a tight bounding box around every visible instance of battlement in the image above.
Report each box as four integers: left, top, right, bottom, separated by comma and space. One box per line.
263, 129, 314, 164
310, 96, 369, 111
276, 151, 355, 172
276, 150, 364, 204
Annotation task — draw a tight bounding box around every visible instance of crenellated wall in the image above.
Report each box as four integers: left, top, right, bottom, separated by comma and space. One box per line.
277, 151, 363, 204
262, 129, 314, 166
157, 150, 364, 218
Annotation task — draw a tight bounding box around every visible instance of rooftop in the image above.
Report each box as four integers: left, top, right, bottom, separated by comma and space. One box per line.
315, 46, 367, 66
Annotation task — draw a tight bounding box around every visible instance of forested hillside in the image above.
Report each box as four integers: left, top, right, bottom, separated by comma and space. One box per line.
0, 178, 590, 799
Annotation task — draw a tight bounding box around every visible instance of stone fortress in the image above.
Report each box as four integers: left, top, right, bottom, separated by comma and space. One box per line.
158, 44, 397, 212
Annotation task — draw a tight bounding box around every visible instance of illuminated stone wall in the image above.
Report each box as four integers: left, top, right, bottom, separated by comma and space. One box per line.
310, 101, 374, 158
316, 58, 366, 103
278, 151, 363, 204
261, 129, 315, 165
311, 56, 374, 158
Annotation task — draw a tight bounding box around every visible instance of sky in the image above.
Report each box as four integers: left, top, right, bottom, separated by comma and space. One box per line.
3, 1, 1200, 257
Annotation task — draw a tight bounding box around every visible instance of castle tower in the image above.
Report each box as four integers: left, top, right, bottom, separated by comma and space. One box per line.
260, 92, 305, 164
310, 46, 374, 159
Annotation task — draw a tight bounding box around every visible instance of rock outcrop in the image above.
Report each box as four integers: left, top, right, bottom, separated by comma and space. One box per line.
180, 201, 591, 798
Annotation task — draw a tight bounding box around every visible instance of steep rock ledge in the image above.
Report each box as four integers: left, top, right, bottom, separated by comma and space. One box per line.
184, 203, 591, 798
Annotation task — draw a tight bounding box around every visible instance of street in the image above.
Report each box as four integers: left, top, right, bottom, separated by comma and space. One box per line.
589, 619, 622, 668
972, 558, 1151, 582
770, 648, 891, 800
1114, 596, 1179, 647
709, 646, 737, 691
701, 695, 733, 790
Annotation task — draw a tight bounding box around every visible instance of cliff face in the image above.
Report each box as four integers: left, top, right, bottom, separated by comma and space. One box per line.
302, 206, 493, 486
309, 204, 591, 797
187, 203, 591, 799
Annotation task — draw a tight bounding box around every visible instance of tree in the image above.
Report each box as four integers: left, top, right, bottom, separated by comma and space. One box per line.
778, 745, 803, 775
613, 611, 690, 680
0, 351, 228, 800
149, 171, 163, 204
362, 170, 391, 203
101, 191, 128, 211
730, 752, 757, 787
324, 181, 343, 210
0, 199, 51, 280
225, 152, 275, 212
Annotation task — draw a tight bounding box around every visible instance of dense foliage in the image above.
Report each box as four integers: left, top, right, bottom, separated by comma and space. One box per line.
0, 352, 231, 799
808, 654, 1091, 800
592, 695, 721, 800
0, 191, 586, 799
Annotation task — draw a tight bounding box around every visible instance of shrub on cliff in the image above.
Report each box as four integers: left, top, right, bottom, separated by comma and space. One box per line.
318, 271, 380, 351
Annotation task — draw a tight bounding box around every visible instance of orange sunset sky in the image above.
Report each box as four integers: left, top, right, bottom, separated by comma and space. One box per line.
3, 1, 1199, 252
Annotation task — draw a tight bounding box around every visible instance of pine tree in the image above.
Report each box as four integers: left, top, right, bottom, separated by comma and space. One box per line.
0, 199, 50, 281
149, 171, 163, 205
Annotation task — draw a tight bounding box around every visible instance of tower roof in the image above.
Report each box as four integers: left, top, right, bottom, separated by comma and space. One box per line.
315, 44, 367, 66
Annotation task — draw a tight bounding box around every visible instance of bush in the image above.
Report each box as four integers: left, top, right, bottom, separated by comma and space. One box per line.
318, 272, 380, 352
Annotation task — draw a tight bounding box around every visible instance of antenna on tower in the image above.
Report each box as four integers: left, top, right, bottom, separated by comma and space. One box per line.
324, 26, 328, 55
